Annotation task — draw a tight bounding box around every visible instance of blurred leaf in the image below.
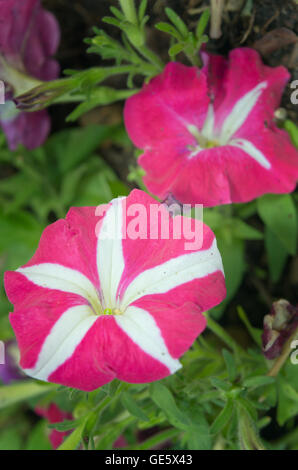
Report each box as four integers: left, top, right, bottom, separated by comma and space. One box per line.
165, 8, 189, 38
121, 392, 149, 421
0, 381, 55, 410
237, 306, 262, 346
277, 376, 298, 426
222, 349, 237, 382
265, 227, 288, 283
210, 399, 234, 434
57, 419, 86, 450
25, 421, 52, 450
257, 194, 297, 255
155, 22, 182, 40
196, 9, 210, 38
0, 428, 21, 450
243, 376, 275, 389
231, 218, 263, 240
150, 383, 189, 430
284, 120, 298, 147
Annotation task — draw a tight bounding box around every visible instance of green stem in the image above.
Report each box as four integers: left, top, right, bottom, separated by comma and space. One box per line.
119, 0, 138, 24
205, 312, 247, 357
137, 45, 164, 71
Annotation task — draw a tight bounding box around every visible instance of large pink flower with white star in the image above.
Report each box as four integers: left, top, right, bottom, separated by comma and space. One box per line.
124, 48, 298, 206
4, 190, 226, 391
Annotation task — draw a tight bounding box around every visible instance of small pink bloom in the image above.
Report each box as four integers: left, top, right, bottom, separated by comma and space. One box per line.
35, 403, 73, 449
4, 190, 226, 391
0, 0, 60, 150
124, 48, 298, 206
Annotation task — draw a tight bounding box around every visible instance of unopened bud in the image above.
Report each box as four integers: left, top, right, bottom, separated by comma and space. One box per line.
262, 299, 298, 359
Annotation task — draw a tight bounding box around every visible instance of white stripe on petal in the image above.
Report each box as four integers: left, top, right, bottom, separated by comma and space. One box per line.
17, 263, 100, 308
121, 238, 224, 309
219, 81, 267, 143
97, 198, 125, 309
115, 306, 181, 374
202, 104, 215, 140
24, 305, 97, 381
230, 138, 271, 169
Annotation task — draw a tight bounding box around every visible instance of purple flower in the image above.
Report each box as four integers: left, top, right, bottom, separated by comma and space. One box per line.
0, 0, 60, 150
0, 340, 24, 384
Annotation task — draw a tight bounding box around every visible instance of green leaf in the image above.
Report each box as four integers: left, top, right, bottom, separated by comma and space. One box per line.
243, 376, 275, 389
121, 392, 149, 421
110, 6, 125, 20
265, 227, 288, 283
210, 399, 234, 434
168, 43, 185, 59
237, 306, 262, 346
231, 218, 263, 240
150, 383, 189, 430
210, 377, 231, 392
165, 8, 189, 38
0, 381, 55, 410
25, 421, 52, 450
155, 22, 182, 40
212, 236, 246, 318
0, 429, 22, 450
57, 420, 86, 450
284, 120, 298, 148
66, 88, 136, 122
257, 193, 297, 255
222, 349, 237, 382
277, 376, 298, 426
95, 417, 134, 450
138, 0, 148, 21
195, 9, 210, 39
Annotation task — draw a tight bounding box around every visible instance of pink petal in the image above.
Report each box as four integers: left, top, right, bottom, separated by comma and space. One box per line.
124, 62, 209, 149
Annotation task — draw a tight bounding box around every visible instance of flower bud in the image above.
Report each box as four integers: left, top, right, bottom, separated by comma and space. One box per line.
262, 299, 298, 359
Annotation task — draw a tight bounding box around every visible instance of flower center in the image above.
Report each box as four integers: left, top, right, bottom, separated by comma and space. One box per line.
103, 308, 122, 316
187, 124, 219, 150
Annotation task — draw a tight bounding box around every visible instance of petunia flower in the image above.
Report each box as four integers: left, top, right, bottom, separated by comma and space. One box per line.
0, 0, 60, 150
124, 48, 298, 207
0, 340, 24, 384
35, 403, 73, 449
4, 190, 226, 391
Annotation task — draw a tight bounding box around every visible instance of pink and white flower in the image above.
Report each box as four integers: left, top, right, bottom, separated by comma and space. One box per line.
4, 190, 226, 391
124, 48, 298, 207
